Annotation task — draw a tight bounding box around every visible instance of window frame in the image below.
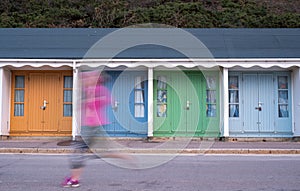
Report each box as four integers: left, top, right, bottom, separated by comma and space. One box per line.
13, 75, 25, 117
277, 75, 289, 118
228, 75, 240, 118
134, 76, 145, 118
63, 76, 73, 117
206, 75, 217, 117
156, 76, 167, 117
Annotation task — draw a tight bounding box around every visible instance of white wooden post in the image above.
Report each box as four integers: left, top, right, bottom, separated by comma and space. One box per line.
293, 67, 300, 136
222, 68, 229, 137
0, 68, 11, 136
148, 67, 154, 137
72, 62, 78, 140
0, 68, 3, 136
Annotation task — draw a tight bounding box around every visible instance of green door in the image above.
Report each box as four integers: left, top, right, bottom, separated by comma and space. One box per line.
154, 71, 220, 137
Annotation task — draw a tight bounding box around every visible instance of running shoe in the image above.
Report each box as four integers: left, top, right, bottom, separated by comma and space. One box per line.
61, 177, 80, 188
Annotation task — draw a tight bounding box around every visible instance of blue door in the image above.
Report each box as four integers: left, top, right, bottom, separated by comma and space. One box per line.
104, 71, 148, 137
243, 74, 275, 134
275, 73, 292, 135
243, 74, 260, 133
230, 72, 293, 137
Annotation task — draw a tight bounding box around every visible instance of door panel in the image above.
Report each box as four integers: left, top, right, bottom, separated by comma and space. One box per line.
276, 74, 292, 133
154, 72, 174, 135
111, 72, 131, 135
186, 73, 202, 134
202, 72, 220, 136
129, 74, 148, 135
171, 72, 186, 134
243, 74, 259, 132
258, 74, 274, 132
154, 71, 186, 135
43, 73, 60, 131
28, 73, 44, 131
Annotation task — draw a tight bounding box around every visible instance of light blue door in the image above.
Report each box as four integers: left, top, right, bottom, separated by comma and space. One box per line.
230, 72, 292, 137
258, 74, 275, 133
243, 74, 275, 134
104, 71, 148, 137
275, 73, 292, 134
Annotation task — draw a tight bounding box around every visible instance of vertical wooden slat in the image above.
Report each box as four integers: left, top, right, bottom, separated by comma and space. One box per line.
112, 72, 131, 135
258, 74, 275, 133
44, 73, 60, 132
28, 73, 44, 132
187, 73, 202, 135
243, 74, 259, 133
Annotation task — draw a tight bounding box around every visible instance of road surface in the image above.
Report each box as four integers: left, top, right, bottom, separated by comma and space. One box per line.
0, 154, 300, 191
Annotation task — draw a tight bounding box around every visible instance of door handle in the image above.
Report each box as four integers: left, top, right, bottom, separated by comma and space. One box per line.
113, 101, 119, 111
255, 102, 262, 111
255, 106, 262, 111
40, 100, 48, 110
186, 100, 191, 110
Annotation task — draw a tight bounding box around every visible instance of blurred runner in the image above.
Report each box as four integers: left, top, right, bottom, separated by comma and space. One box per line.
62, 70, 131, 188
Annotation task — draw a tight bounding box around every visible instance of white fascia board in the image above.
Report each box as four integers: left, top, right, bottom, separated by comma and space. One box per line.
75, 58, 300, 68
0, 59, 73, 67
0, 58, 299, 68
214, 58, 300, 68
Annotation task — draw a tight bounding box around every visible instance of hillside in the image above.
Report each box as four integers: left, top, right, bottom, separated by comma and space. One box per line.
0, 0, 299, 28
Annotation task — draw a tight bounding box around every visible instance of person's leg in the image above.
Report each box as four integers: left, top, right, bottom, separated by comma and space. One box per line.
70, 168, 83, 181
90, 125, 134, 160
62, 139, 86, 187
101, 152, 131, 159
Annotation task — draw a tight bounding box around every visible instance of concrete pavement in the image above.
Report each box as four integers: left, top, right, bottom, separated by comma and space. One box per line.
1, 137, 300, 154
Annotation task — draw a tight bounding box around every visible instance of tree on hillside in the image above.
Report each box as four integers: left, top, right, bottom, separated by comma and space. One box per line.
0, 0, 299, 28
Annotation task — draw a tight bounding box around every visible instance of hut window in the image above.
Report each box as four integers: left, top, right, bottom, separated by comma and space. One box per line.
278, 76, 289, 118
134, 76, 145, 118
206, 76, 217, 117
229, 76, 239, 118
157, 76, 167, 117
63, 76, 73, 117
14, 76, 25, 116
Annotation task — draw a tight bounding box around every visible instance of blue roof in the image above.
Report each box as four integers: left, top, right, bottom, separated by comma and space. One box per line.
0, 28, 299, 59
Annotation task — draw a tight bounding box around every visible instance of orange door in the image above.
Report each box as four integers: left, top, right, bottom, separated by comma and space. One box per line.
28, 73, 60, 132
10, 71, 72, 136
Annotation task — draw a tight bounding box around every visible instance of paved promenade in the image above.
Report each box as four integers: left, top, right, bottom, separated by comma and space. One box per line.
1, 137, 300, 154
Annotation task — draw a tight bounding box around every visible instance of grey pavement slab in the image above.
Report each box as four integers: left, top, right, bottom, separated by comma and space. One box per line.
1, 138, 300, 154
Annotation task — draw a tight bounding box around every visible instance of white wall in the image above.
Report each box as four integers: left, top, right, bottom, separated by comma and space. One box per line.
293, 67, 300, 136
0, 68, 11, 136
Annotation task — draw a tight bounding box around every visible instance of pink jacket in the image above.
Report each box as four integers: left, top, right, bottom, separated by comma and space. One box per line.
81, 85, 112, 127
